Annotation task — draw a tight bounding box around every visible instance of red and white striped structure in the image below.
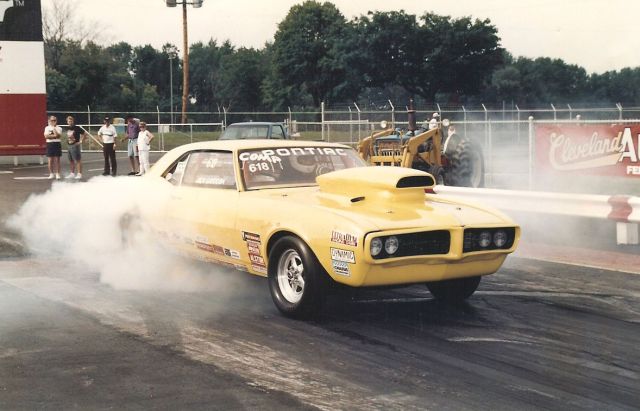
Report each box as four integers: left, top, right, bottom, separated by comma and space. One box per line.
434, 185, 640, 245
0, 0, 47, 156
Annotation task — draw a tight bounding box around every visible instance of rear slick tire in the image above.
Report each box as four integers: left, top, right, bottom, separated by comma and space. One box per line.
426, 276, 481, 303
268, 236, 325, 319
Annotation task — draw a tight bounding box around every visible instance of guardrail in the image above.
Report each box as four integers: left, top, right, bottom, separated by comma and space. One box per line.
434, 185, 640, 245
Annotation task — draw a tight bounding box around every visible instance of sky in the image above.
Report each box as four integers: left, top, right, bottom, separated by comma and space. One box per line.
43, 0, 640, 74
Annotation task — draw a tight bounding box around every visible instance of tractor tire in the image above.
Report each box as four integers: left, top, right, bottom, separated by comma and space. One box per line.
444, 138, 485, 188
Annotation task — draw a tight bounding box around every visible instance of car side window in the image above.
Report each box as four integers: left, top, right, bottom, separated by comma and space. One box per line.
164, 153, 189, 186
181, 151, 237, 189
271, 126, 285, 139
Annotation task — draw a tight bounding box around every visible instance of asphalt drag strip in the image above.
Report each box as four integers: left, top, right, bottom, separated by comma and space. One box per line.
0, 256, 638, 410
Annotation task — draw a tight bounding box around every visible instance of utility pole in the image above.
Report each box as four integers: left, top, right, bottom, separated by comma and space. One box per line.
165, 0, 204, 124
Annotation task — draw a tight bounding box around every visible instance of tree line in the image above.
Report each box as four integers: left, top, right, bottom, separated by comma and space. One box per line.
43, 0, 640, 114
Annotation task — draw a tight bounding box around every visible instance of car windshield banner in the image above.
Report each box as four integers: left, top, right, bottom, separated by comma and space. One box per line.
535, 124, 640, 177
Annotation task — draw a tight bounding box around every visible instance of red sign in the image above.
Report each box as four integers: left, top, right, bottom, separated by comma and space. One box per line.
535, 124, 640, 177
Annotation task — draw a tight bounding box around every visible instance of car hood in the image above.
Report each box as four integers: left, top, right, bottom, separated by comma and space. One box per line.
249, 167, 514, 232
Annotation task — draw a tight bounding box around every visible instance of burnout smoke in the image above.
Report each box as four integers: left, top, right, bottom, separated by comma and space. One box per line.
7, 176, 223, 291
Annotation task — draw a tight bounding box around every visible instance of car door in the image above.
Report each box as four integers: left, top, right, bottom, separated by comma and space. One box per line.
165, 150, 243, 266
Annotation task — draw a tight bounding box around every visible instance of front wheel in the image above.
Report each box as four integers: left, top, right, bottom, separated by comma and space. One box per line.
426, 276, 481, 303
268, 236, 325, 319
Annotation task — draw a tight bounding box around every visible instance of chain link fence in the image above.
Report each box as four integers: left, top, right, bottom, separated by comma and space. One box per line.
45, 104, 640, 192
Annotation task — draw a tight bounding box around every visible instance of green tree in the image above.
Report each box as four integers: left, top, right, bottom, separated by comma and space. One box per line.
217, 47, 268, 111
513, 57, 588, 105
271, 1, 357, 107
188, 40, 234, 111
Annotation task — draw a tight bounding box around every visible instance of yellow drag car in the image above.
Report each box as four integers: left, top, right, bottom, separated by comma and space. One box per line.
146, 140, 520, 318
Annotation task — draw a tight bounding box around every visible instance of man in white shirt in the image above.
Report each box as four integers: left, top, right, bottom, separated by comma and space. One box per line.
43, 115, 63, 179
98, 116, 118, 176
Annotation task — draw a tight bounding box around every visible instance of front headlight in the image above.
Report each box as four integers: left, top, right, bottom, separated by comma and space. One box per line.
371, 238, 383, 257
494, 230, 507, 248
478, 231, 492, 248
384, 236, 399, 254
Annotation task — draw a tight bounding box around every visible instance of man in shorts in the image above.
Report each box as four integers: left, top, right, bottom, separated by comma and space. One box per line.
123, 114, 140, 175
65, 115, 87, 179
43, 115, 62, 179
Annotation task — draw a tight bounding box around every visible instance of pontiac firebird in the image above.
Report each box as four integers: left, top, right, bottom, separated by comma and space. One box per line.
145, 140, 520, 318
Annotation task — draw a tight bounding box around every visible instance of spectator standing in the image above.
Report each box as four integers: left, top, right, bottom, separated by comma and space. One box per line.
429, 112, 440, 130
64, 115, 86, 179
98, 116, 118, 176
123, 114, 140, 175
136, 122, 154, 176
43, 115, 62, 179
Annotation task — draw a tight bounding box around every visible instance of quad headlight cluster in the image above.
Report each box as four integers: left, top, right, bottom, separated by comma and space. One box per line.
369, 230, 451, 260
370, 236, 399, 257
463, 228, 514, 253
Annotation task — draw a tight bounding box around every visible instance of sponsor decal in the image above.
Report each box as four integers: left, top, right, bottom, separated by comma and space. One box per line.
331, 260, 350, 276
250, 254, 265, 265
195, 236, 214, 253
331, 230, 358, 247
242, 231, 267, 273
536, 125, 640, 178
239, 147, 348, 163
247, 243, 260, 255
212, 245, 224, 255
242, 231, 261, 243
330, 247, 355, 263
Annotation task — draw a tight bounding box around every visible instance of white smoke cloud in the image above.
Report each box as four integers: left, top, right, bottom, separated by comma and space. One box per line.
7, 176, 230, 291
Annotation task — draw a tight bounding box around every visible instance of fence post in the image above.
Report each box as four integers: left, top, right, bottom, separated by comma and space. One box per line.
488, 121, 493, 187
353, 102, 361, 140
462, 105, 467, 136
515, 104, 521, 142
190, 124, 193, 144
388, 99, 395, 129
551, 103, 557, 122
223, 106, 228, 129
616, 102, 623, 120
528, 116, 534, 190
567, 104, 573, 120
157, 106, 162, 151
87, 105, 93, 151
348, 106, 353, 143
321, 101, 325, 141
288, 106, 292, 134
482, 103, 488, 147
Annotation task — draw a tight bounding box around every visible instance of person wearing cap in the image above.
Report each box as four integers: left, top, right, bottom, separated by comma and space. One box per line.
43, 115, 63, 179
135, 121, 154, 176
123, 114, 140, 175
97, 116, 118, 176
429, 112, 440, 130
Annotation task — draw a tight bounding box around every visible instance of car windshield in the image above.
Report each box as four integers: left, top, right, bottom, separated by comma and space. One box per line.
239, 146, 366, 189
220, 125, 270, 140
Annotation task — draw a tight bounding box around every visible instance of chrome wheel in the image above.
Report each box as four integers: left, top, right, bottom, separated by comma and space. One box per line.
277, 249, 305, 304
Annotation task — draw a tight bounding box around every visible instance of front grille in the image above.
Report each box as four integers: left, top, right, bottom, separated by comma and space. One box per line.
463, 227, 516, 253
371, 230, 450, 260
